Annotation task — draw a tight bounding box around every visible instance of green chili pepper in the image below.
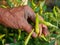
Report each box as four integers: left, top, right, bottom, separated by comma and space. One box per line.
39, 19, 58, 28
53, 6, 58, 18
0, 34, 5, 39
18, 29, 21, 41
32, 0, 36, 7
24, 29, 34, 45
41, 34, 48, 42
2, 39, 5, 45
0, 5, 7, 8
6, 0, 21, 8
55, 6, 60, 13
35, 13, 40, 35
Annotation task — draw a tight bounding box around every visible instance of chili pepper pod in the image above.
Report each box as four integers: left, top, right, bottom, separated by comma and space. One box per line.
35, 13, 40, 35
6, 0, 21, 8
0, 5, 7, 8
40, 34, 48, 42
39, 19, 58, 29
18, 29, 21, 41
56, 6, 60, 13
53, 6, 58, 18
24, 29, 34, 45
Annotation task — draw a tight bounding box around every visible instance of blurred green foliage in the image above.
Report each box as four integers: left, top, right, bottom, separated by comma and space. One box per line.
0, 0, 60, 45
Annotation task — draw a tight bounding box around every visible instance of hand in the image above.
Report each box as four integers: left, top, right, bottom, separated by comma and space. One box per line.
0, 5, 49, 38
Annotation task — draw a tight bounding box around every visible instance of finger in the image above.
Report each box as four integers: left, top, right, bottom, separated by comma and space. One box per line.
39, 16, 44, 20
18, 19, 37, 38
42, 24, 49, 36
38, 24, 43, 37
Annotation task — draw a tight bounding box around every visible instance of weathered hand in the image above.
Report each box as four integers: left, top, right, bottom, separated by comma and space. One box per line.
0, 5, 49, 38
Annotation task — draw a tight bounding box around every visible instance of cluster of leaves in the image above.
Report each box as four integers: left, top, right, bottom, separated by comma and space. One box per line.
0, 0, 60, 45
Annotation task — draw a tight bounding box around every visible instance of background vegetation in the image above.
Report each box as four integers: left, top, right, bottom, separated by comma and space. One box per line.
0, 0, 60, 45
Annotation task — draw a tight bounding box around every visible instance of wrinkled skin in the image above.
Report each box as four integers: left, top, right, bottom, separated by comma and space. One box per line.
0, 5, 49, 38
